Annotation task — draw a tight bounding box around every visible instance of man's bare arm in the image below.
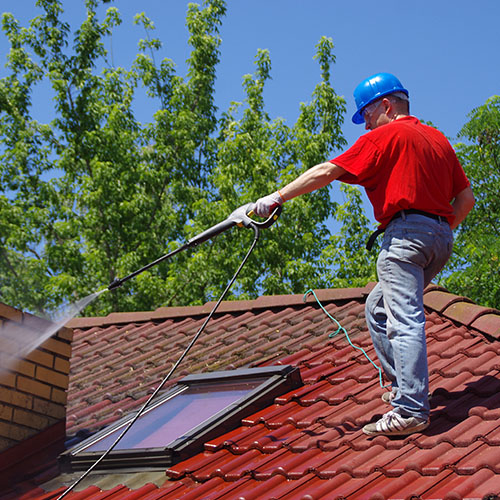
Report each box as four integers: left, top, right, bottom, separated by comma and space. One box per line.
450, 185, 475, 230
253, 162, 346, 217
279, 162, 346, 201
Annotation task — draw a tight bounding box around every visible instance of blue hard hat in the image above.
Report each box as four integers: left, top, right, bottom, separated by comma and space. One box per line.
352, 72, 409, 124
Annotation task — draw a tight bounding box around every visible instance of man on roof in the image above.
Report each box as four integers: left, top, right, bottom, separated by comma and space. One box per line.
253, 72, 475, 437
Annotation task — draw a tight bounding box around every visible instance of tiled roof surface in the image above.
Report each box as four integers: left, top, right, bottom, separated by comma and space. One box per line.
63, 286, 373, 437
4, 284, 500, 499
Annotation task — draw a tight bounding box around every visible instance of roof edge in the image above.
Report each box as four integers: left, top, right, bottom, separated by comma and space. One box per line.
67, 283, 376, 329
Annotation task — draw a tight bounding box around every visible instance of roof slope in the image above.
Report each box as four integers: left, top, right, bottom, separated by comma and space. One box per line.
63, 286, 372, 437
4, 284, 500, 499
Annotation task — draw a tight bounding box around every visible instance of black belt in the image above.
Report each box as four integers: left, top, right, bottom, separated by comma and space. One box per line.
366, 210, 446, 251
391, 209, 445, 224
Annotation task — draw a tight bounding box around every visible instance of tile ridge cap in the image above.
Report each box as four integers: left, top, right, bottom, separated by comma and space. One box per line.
423, 285, 474, 313
460, 305, 500, 325
423, 284, 500, 337
67, 310, 158, 329
67, 286, 370, 327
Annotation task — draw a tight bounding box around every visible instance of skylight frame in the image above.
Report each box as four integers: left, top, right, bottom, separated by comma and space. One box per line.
59, 365, 302, 472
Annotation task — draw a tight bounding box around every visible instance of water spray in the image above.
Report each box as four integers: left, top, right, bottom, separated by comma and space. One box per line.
0, 289, 109, 377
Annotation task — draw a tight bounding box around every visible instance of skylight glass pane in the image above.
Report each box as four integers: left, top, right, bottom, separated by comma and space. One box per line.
81, 378, 265, 452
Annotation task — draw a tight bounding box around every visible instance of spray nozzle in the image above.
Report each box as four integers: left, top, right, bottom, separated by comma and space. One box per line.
108, 278, 124, 291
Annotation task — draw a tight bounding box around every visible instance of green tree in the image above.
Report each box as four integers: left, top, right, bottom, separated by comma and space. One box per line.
0, 0, 376, 316
442, 96, 500, 308
320, 184, 378, 288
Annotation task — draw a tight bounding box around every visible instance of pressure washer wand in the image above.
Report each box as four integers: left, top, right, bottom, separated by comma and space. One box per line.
107, 244, 187, 291
107, 203, 281, 291
56, 202, 282, 500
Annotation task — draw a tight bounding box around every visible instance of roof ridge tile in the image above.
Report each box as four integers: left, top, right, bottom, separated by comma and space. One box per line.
423, 289, 473, 313
66, 287, 370, 330
443, 301, 500, 328
471, 313, 500, 340
423, 287, 500, 339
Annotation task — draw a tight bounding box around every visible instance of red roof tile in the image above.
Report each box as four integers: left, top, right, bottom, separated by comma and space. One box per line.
472, 313, 500, 340
3, 283, 500, 499
423, 287, 470, 313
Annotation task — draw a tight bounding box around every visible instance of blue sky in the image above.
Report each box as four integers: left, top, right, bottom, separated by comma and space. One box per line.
1, 0, 499, 219
2, 1, 499, 145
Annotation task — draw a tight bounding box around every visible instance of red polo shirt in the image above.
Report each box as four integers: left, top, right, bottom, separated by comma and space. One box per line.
332, 116, 470, 228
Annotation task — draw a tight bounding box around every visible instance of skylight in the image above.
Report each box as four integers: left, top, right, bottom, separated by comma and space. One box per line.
59, 365, 302, 471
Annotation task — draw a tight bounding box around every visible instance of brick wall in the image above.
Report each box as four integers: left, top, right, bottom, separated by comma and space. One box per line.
0, 303, 73, 453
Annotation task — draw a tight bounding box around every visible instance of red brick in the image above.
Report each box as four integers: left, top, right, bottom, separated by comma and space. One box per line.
38, 337, 71, 358
35, 366, 68, 390
25, 349, 55, 368
0, 421, 35, 442
17, 376, 51, 399
0, 324, 27, 356
0, 371, 16, 388
21, 314, 53, 333
0, 304, 22, 322
32, 397, 65, 420
0, 388, 33, 409
10, 360, 35, 378
0, 404, 13, 422
53, 357, 70, 375
13, 408, 51, 430
51, 388, 67, 405
56, 326, 74, 341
